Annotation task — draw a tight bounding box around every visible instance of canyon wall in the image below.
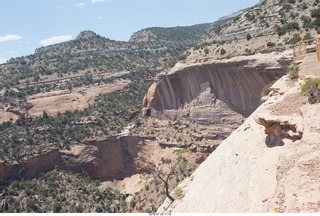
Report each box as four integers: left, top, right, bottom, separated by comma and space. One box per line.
144, 57, 286, 118
158, 77, 320, 212
158, 52, 320, 213
61, 136, 144, 181
0, 149, 62, 180
0, 136, 147, 181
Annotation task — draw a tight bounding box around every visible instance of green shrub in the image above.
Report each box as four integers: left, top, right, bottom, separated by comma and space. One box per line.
301, 78, 320, 95
246, 33, 252, 41
267, 42, 276, 47
276, 22, 300, 36
173, 187, 184, 197
220, 48, 226, 55
204, 48, 209, 55
245, 13, 256, 21
301, 78, 320, 104
193, 41, 217, 50
303, 33, 313, 41
301, 2, 308, 9
311, 8, 320, 18
301, 15, 314, 29
287, 64, 299, 80
288, 34, 302, 44
177, 52, 190, 61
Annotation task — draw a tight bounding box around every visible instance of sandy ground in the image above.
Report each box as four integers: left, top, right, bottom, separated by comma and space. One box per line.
28, 79, 131, 117
0, 79, 131, 122
100, 174, 147, 195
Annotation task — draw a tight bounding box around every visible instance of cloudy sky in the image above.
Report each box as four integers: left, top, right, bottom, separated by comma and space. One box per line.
0, 0, 259, 63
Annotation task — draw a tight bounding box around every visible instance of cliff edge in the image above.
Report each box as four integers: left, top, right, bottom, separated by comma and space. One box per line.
158, 51, 320, 213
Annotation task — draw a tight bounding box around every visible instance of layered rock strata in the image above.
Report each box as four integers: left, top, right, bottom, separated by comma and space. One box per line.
61, 136, 144, 180
143, 54, 287, 119
158, 53, 320, 212
0, 136, 148, 181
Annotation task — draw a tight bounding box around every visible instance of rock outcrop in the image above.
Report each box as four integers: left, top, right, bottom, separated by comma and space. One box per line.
158, 52, 320, 213
0, 149, 62, 180
0, 136, 149, 181
61, 136, 145, 181
144, 53, 287, 118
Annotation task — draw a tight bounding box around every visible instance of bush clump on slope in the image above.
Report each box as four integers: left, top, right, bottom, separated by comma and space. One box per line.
287, 63, 299, 80
301, 78, 320, 104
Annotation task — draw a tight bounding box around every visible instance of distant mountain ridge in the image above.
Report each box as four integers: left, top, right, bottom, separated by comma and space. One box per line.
129, 23, 211, 44
217, 8, 251, 21
0, 23, 211, 92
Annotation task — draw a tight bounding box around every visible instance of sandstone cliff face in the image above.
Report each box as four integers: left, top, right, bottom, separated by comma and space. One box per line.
0, 149, 61, 180
129, 30, 157, 43
144, 53, 286, 118
61, 136, 143, 181
0, 136, 147, 181
158, 52, 320, 213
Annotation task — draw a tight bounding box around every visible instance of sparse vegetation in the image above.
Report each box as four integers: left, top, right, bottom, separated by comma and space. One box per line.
0, 70, 155, 160
303, 33, 313, 41
267, 42, 276, 48
288, 34, 302, 44
301, 78, 320, 104
275, 22, 300, 36
173, 187, 184, 197
177, 51, 191, 61
220, 48, 226, 55
0, 168, 127, 213
193, 40, 217, 51
287, 63, 299, 80
261, 80, 277, 96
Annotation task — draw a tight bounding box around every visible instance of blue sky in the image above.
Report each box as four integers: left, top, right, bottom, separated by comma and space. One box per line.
0, 0, 260, 63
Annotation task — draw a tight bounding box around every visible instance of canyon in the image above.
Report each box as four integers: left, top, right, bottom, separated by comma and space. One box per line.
1, 0, 320, 212
0, 51, 289, 182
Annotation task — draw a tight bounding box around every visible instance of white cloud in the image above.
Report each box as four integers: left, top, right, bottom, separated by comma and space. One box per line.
57, 6, 64, 9
0, 34, 23, 43
0, 57, 9, 64
75, 2, 86, 7
97, 16, 102, 20
0, 51, 18, 64
40, 35, 73, 46
3, 50, 18, 55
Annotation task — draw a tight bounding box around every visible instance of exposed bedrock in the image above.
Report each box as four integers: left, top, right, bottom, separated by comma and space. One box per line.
0, 150, 62, 180
60, 136, 145, 181
0, 136, 148, 181
143, 60, 286, 117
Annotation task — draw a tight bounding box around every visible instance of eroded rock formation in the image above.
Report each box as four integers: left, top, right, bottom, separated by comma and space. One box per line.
158, 51, 320, 213
61, 136, 144, 181
144, 56, 286, 118
254, 117, 303, 147
0, 136, 148, 181
0, 149, 62, 180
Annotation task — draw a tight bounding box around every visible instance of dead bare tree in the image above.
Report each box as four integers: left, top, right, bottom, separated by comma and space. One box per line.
149, 161, 178, 202
156, 163, 177, 202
